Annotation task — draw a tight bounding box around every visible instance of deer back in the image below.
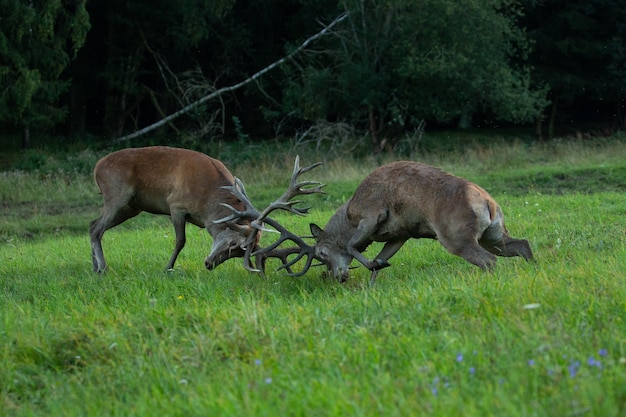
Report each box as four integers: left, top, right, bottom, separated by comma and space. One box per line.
94, 146, 243, 222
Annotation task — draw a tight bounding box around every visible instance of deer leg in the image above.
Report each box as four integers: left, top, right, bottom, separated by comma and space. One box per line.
374, 238, 407, 264
478, 221, 533, 262
346, 210, 389, 270
90, 205, 141, 273
368, 238, 407, 285
438, 234, 497, 271
166, 212, 187, 270
481, 235, 534, 261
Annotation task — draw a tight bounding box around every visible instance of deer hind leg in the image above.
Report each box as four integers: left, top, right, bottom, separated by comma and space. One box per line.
437, 228, 497, 271
90, 204, 141, 273
481, 235, 534, 261
479, 221, 534, 262
166, 211, 187, 270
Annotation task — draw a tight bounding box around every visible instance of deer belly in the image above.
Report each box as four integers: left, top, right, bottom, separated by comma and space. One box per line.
130, 195, 171, 215
370, 220, 433, 241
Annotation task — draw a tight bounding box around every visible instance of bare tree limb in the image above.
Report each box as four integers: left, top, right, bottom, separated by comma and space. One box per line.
114, 12, 348, 143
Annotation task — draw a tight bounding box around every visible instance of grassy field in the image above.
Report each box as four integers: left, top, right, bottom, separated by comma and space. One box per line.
1, 136, 625, 416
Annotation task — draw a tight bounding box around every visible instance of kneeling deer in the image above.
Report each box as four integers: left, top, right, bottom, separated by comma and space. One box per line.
308, 161, 533, 283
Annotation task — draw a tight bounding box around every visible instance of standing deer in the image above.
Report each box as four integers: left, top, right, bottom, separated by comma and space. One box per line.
307, 161, 534, 283
90, 146, 260, 273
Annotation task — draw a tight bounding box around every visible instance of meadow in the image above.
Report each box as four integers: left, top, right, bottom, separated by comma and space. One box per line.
1, 135, 625, 416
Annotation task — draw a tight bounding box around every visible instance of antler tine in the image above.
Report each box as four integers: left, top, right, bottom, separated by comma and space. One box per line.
242, 244, 262, 273
213, 177, 262, 224
256, 156, 325, 221
251, 216, 318, 276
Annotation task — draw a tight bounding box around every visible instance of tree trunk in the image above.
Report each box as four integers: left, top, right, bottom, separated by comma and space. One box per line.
535, 115, 544, 141
22, 126, 31, 149
547, 97, 558, 139
458, 112, 472, 129
369, 107, 380, 152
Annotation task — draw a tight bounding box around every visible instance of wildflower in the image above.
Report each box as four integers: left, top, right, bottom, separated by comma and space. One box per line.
598, 349, 608, 357
430, 377, 440, 396
255, 359, 262, 366
264, 377, 272, 384
177, 295, 184, 300
528, 359, 535, 366
568, 361, 580, 378
456, 353, 463, 363
587, 357, 602, 369
469, 367, 476, 375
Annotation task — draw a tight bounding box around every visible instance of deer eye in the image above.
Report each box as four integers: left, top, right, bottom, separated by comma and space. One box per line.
229, 240, 239, 249
317, 248, 329, 261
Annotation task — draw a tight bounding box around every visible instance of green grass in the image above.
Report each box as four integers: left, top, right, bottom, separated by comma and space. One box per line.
1, 137, 626, 416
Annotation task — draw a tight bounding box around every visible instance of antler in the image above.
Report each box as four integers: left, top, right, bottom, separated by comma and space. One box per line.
214, 156, 325, 275
254, 155, 325, 222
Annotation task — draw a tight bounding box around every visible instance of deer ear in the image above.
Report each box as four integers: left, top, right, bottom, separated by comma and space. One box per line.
310, 223, 324, 239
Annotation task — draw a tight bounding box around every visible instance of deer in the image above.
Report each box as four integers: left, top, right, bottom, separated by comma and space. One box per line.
223, 161, 534, 284
306, 161, 534, 283
90, 146, 260, 273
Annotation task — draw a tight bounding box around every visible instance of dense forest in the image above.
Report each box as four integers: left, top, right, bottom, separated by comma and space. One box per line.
1, 0, 624, 149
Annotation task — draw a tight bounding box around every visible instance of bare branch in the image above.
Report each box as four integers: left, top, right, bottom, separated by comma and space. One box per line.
114, 12, 349, 143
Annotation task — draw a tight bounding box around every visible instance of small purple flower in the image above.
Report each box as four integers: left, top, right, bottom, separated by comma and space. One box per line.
456, 353, 463, 363
469, 367, 476, 375
264, 377, 272, 384
528, 359, 535, 366
599, 349, 608, 357
568, 361, 581, 378
587, 357, 602, 369
255, 359, 262, 366
430, 377, 440, 396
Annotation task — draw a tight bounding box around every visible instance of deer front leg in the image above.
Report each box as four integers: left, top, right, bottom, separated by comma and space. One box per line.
166, 211, 187, 270
368, 238, 408, 285
346, 210, 390, 271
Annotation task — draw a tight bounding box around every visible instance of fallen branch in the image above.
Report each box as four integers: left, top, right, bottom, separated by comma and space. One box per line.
114, 12, 348, 143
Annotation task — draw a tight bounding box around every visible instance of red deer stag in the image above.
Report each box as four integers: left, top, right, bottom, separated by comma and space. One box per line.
90, 146, 260, 273
307, 161, 534, 283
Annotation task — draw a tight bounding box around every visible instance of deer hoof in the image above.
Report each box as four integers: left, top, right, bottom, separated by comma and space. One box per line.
373, 259, 390, 270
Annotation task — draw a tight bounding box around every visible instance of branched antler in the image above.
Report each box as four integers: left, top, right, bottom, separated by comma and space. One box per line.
214, 156, 325, 275
254, 156, 325, 222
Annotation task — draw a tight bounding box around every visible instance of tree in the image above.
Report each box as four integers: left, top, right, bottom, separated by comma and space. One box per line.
80, 0, 235, 138
525, 0, 626, 137
282, 0, 547, 150
0, 0, 90, 147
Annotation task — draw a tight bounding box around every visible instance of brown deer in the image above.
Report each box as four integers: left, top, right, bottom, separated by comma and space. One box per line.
90, 146, 260, 273
307, 161, 534, 283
